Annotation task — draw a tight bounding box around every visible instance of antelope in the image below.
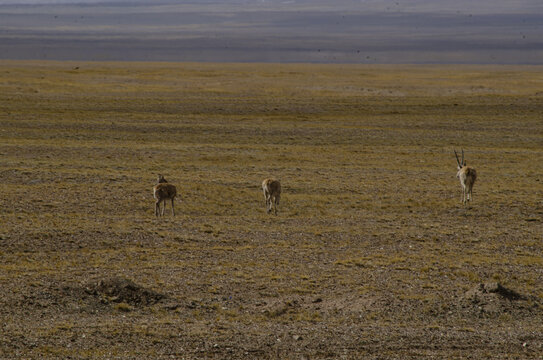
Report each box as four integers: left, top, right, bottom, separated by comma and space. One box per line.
262, 178, 281, 215
153, 174, 177, 217
454, 149, 477, 205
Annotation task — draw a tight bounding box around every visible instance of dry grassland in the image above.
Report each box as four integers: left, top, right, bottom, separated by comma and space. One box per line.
0, 61, 542, 359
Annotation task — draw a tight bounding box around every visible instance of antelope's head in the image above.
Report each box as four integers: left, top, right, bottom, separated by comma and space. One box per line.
157, 174, 168, 183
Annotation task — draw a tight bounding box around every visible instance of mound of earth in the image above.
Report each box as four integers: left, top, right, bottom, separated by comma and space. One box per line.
461, 282, 537, 317
85, 277, 165, 306
465, 282, 525, 301
262, 298, 302, 318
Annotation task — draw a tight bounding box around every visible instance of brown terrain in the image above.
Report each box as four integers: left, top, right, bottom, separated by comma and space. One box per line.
0, 61, 542, 359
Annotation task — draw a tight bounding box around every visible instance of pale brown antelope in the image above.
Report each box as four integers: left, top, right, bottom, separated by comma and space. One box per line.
454, 149, 477, 205
153, 174, 177, 217
262, 178, 281, 215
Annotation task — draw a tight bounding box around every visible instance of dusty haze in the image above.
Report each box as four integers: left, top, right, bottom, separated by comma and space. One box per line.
0, 0, 542, 63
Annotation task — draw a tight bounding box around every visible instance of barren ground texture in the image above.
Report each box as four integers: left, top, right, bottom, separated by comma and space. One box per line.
0, 61, 542, 359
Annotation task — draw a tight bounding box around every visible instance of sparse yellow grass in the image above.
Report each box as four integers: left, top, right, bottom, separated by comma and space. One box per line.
0, 60, 542, 358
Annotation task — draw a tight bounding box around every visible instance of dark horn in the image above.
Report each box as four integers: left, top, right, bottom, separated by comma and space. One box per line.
454, 149, 461, 167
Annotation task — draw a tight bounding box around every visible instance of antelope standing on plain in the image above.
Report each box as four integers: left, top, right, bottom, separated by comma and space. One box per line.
153, 174, 177, 217
262, 178, 281, 215
455, 149, 477, 205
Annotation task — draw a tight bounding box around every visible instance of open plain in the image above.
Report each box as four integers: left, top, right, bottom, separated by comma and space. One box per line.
0, 61, 542, 359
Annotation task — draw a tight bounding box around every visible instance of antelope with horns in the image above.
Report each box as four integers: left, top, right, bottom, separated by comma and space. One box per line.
454, 149, 477, 205
262, 178, 281, 215
153, 174, 177, 217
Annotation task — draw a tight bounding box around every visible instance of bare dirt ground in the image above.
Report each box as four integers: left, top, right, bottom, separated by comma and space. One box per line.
0, 61, 542, 359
